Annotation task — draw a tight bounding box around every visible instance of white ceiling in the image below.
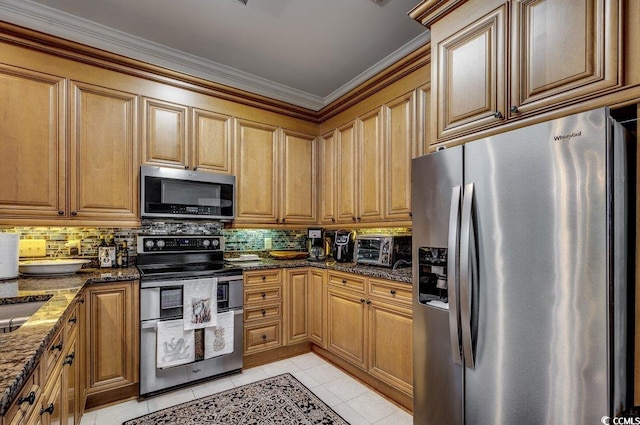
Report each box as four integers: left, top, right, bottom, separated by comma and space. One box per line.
0, 0, 430, 110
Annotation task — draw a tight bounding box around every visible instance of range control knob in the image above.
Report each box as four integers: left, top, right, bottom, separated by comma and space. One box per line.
156, 240, 166, 249
211, 239, 220, 248
144, 240, 155, 249
202, 239, 211, 248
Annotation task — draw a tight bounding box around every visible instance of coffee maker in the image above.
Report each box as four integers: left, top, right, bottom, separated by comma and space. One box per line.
332, 230, 355, 262
307, 228, 326, 261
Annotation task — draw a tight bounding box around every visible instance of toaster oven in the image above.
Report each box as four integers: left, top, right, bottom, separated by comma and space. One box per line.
354, 235, 412, 267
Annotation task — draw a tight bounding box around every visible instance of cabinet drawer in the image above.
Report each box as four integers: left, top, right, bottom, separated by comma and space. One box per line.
43, 329, 65, 381
368, 278, 412, 306
244, 286, 281, 305
244, 269, 282, 286
328, 272, 366, 293
4, 368, 41, 425
244, 303, 281, 322
244, 321, 282, 354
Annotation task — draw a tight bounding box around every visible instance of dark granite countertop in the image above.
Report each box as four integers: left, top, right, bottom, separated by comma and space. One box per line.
0, 268, 139, 417
227, 258, 413, 284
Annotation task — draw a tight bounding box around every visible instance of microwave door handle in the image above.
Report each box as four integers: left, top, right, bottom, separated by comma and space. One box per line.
460, 183, 477, 370
447, 185, 463, 366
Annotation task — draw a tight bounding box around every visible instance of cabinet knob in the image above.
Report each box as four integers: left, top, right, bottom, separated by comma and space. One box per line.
78, 298, 85, 304
390, 289, 396, 295
275, 217, 280, 223
331, 217, 336, 223
58, 210, 64, 215
63, 352, 75, 366
18, 391, 36, 406
184, 165, 189, 169
282, 218, 286, 223
261, 293, 266, 298
261, 276, 266, 280
342, 279, 347, 285
261, 310, 266, 316
409, 212, 412, 217
40, 403, 55, 416
366, 299, 371, 304
360, 298, 365, 303
493, 111, 504, 119
510, 106, 519, 113
261, 335, 267, 340
70, 211, 78, 216
352, 216, 357, 222
357, 217, 361, 222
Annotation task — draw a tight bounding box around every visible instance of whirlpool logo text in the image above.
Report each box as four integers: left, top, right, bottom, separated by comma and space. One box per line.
601, 416, 640, 424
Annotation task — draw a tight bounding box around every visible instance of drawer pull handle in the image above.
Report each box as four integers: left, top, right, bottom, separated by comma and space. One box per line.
51, 342, 63, 352
58, 210, 64, 215
78, 298, 85, 304
262, 334, 267, 340
360, 298, 365, 303
366, 300, 371, 305
262, 276, 266, 280
63, 352, 75, 366
40, 403, 54, 416
18, 391, 36, 406
390, 290, 396, 295
68, 317, 77, 324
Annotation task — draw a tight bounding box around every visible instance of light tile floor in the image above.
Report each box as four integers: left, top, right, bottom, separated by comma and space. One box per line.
79, 353, 413, 425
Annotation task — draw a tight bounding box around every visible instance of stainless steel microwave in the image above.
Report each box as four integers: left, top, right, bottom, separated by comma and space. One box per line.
354, 235, 412, 267
140, 165, 235, 221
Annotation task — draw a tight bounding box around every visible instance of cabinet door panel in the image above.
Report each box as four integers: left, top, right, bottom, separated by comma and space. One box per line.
234, 120, 279, 222
85, 282, 138, 395
142, 98, 188, 168
309, 269, 326, 348
0, 65, 65, 217
319, 130, 337, 224
69, 82, 137, 219
384, 94, 414, 220
359, 108, 384, 222
284, 269, 310, 345
437, 5, 506, 138
336, 121, 358, 224
281, 130, 317, 223
192, 109, 232, 173
511, 0, 620, 114
327, 288, 366, 369
368, 302, 413, 395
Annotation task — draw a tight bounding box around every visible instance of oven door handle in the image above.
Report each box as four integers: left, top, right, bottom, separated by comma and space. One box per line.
141, 320, 160, 330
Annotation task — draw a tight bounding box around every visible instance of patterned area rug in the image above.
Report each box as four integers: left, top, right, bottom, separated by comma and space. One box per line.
123, 373, 349, 424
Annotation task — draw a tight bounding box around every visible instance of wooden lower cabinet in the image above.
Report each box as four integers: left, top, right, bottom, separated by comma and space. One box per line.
309, 269, 326, 347
83, 280, 139, 409
243, 270, 283, 355
283, 269, 310, 346
325, 272, 413, 398
326, 286, 368, 369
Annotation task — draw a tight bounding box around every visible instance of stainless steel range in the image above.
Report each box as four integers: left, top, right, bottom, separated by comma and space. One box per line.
137, 235, 243, 397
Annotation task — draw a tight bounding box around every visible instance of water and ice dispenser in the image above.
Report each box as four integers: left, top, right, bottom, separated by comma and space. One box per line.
417, 247, 448, 305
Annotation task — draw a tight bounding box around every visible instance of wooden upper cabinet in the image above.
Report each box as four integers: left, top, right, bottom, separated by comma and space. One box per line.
0, 65, 65, 218
436, 4, 507, 139
429, 0, 622, 142
384, 93, 415, 221
335, 120, 358, 224
280, 129, 317, 224
69, 81, 138, 220
142, 97, 189, 168
234, 119, 279, 223
510, 0, 620, 115
192, 109, 233, 174
319, 130, 337, 225
416, 83, 432, 153
358, 108, 384, 223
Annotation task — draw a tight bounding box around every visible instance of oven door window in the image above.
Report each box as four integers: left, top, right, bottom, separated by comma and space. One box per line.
217, 283, 229, 310
160, 287, 183, 319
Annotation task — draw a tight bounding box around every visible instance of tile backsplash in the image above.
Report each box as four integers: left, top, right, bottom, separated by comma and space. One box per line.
0, 223, 411, 262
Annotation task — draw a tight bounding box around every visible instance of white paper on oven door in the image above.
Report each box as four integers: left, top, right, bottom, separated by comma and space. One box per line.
157, 319, 195, 368
183, 278, 218, 330
204, 310, 234, 359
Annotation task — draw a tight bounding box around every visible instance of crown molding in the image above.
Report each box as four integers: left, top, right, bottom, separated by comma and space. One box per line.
0, 0, 430, 112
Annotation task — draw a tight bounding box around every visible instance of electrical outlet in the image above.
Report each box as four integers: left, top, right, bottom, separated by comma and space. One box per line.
19, 239, 46, 257
264, 237, 272, 250
66, 239, 81, 256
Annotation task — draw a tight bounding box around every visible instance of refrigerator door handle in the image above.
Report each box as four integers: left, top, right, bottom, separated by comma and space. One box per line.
460, 183, 477, 370
447, 185, 463, 366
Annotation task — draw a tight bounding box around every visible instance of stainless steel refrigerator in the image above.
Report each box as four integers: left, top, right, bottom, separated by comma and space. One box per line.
411, 107, 632, 424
